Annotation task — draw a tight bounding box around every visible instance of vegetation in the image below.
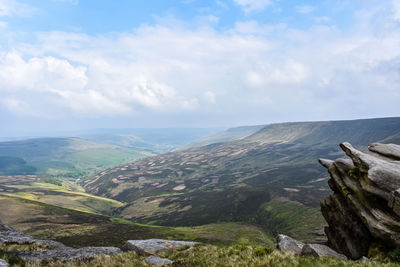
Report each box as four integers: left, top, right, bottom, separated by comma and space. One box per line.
1, 244, 398, 267
83, 118, 400, 242
0, 156, 37, 175
2, 119, 400, 265
0, 194, 271, 248
42, 177, 63, 186
0, 175, 123, 215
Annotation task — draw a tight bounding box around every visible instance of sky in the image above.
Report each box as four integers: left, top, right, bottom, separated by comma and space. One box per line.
0, 0, 399, 136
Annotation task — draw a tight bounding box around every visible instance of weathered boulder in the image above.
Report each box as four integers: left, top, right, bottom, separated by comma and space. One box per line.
0, 225, 36, 245
0, 224, 67, 250
122, 239, 198, 256
145, 255, 173, 266
301, 244, 347, 260
17, 247, 121, 262
361, 256, 370, 262
369, 143, 400, 160
320, 142, 400, 260
276, 234, 304, 255
0, 259, 8, 267
0, 224, 122, 262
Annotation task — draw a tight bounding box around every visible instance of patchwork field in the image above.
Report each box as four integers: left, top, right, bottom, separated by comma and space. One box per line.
83, 118, 400, 242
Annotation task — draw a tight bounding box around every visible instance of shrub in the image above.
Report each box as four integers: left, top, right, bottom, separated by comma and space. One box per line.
42, 177, 63, 186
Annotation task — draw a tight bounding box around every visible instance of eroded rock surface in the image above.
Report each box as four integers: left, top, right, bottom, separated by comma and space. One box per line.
276, 234, 304, 255
0, 224, 67, 250
301, 243, 347, 260
122, 239, 198, 255
0, 225, 36, 245
320, 142, 400, 260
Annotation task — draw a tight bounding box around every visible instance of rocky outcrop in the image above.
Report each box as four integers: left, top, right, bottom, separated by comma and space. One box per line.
301, 244, 347, 260
276, 234, 304, 255
1, 225, 197, 265
122, 239, 198, 255
122, 239, 198, 266
0, 224, 66, 250
0, 224, 121, 263
276, 234, 347, 260
320, 142, 400, 260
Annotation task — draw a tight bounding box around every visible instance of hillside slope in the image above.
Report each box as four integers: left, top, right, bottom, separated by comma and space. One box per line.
0, 194, 271, 248
0, 175, 124, 216
82, 117, 400, 241
182, 125, 265, 149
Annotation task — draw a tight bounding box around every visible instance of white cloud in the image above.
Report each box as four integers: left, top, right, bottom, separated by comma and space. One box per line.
196, 15, 219, 25
0, 1, 399, 124
53, 0, 79, 5
0, 52, 87, 92
234, 20, 286, 34
245, 61, 309, 88
233, 0, 272, 14
393, 0, 400, 21
0, 0, 36, 17
0, 50, 198, 116
1, 97, 23, 111
314, 16, 330, 23
203, 91, 216, 104
296, 5, 315, 14
216, 0, 228, 8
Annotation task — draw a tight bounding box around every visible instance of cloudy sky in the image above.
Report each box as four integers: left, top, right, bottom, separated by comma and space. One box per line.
0, 0, 399, 136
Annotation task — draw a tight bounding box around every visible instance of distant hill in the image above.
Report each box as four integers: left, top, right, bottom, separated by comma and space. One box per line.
182, 125, 265, 149
0, 156, 36, 175
246, 118, 400, 146
83, 117, 400, 241
0, 137, 152, 178
80, 128, 223, 153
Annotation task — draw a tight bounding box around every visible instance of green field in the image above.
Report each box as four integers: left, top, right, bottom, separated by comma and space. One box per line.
0, 175, 123, 215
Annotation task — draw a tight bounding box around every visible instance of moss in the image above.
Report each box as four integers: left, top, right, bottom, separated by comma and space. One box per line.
385, 224, 400, 233
348, 169, 361, 180
253, 246, 273, 257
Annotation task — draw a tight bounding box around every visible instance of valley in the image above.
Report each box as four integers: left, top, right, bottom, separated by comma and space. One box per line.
1, 117, 400, 265
83, 117, 400, 242
0, 193, 272, 248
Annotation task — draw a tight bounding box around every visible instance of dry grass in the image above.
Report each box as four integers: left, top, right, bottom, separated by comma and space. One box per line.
2, 245, 398, 267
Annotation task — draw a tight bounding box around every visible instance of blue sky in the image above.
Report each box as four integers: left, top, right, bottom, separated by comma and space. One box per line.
0, 0, 399, 136
4, 0, 358, 34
